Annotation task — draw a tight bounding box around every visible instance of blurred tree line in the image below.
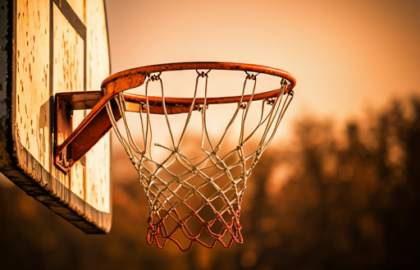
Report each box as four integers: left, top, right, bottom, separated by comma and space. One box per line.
1, 96, 419, 270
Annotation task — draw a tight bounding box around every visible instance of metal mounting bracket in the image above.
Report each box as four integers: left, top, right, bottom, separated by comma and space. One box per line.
54, 91, 119, 174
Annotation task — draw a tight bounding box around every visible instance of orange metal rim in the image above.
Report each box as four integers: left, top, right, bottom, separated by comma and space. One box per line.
101, 62, 296, 106
102, 62, 297, 88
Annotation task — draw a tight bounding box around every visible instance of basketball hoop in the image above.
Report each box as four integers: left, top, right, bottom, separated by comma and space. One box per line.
102, 62, 296, 250
3, 1, 301, 247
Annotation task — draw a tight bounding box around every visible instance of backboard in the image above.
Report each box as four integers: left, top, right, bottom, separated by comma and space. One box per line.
0, 0, 111, 233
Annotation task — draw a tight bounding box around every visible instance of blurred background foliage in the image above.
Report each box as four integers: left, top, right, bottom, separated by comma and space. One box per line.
1, 96, 419, 270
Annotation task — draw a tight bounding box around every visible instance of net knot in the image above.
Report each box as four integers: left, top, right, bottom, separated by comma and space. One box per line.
245, 71, 258, 80
139, 101, 147, 111
281, 78, 289, 87
288, 90, 295, 97
149, 72, 162, 81
194, 104, 208, 112
196, 69, 211, 78
266, 97, 276, 105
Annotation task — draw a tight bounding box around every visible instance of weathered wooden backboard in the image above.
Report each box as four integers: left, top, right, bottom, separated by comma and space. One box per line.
0, 0, 111, 233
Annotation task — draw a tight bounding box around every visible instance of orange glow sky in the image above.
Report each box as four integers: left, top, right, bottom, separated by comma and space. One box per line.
105, 0, 420, 133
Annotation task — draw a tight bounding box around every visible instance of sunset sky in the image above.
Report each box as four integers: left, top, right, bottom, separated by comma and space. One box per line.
1, 1, 420, 264
105, 0, 420, 138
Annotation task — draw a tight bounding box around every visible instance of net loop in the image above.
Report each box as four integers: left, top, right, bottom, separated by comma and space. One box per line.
245, 71, 259, 80
149, 72, 162, 81
239, 102, 248, 109
194, 104, 208, 112
196, 69, 211, 77
266, 97, 276, 105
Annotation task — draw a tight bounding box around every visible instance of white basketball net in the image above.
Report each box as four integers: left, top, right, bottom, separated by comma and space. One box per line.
106, 69, 293, 250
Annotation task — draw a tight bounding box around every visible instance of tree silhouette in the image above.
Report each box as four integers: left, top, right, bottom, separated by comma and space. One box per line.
1, 96, 419, 269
